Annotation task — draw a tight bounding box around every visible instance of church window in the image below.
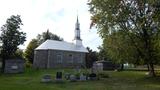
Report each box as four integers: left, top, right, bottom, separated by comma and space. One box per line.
68, 54, 73, 63
57, 54, 62, 63
77, 54, 83, 63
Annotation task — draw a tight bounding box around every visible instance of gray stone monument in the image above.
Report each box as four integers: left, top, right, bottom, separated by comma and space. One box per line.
64, 73, 70, 80
80, 74, 86, 81
41, 74, 52, 83
89, 73, 97, 80
70, 74, 76, 82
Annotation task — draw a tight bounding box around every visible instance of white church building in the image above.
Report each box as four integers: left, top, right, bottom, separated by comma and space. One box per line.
33, 16, 88, 68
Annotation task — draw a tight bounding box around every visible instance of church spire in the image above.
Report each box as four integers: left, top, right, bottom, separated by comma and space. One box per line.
76, 15, 79, 25
73, 15, 82, 46
75, 15, 81, 40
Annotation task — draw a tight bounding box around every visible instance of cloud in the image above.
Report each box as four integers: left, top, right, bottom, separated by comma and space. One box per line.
0, 0, 102, 51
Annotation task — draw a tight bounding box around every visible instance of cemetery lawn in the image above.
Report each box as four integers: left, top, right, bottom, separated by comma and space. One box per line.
0, 69, 160, 90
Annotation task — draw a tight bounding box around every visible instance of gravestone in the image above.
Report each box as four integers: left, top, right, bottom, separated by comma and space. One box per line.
70, 74, 76, 82
41, 74, 52, 83
55, 72, 63, 82
89, 73, 97, 80
80, 74, 86, 81
4, 59, 25, 73
64, 73, 70, 80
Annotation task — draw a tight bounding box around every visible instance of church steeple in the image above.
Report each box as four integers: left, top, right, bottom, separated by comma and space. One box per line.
73, 15, 82, 46
75, 15, 81, 40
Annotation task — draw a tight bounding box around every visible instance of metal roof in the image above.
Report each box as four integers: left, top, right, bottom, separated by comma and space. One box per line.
35, 40, 88, 53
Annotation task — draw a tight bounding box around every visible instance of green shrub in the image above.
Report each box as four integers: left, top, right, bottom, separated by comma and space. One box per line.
25, 62, 32, 68
155, 71, 160, 76
75, 73, 80, 79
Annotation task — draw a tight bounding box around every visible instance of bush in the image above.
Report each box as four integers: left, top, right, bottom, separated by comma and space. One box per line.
25, 62, 32, 68
155, 71, 160, 76
75, 73, 80, 80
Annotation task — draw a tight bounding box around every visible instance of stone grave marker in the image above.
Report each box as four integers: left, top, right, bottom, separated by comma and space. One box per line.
89, 73, 97, 80
55, 72, 63, 82
64, 73, 70, 80
70, 74, 76, 82
41, 74, 52, 83
80, 74, 86, 81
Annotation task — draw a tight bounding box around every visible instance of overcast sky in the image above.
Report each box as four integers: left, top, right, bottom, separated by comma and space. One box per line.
0, 0, 102, 51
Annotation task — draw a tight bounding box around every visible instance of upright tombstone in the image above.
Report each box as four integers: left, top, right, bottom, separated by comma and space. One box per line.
55, 72, 63, 82
4, 59, 25, 73
80, 74, 86, 81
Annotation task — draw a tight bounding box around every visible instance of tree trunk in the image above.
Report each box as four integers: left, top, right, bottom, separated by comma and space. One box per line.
1, 58, 5, 73
120, 64, 124, 71
148, 63, 156, 77
147, 64, 150, 71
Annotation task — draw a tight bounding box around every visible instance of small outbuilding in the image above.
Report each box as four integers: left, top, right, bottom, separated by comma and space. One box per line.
93, 60, 119, 70
4, 59, 25, 73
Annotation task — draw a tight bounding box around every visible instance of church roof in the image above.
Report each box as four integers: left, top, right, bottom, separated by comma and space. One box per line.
35, 40, 88, 53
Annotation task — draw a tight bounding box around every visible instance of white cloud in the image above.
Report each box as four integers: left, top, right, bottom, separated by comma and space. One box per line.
0, 0, 102, 51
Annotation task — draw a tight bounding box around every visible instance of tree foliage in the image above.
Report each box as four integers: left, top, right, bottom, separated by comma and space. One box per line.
36, 30, 63, 45
1, 15, 26, 59
14, 49, 24, 59
0, 15, 26, 72
97, 46, 108, 60
86, 47, 98, 68
88, 0, 160, 76
24, 39, 38, 64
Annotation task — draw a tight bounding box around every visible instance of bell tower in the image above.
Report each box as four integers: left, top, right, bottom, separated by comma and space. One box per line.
73, 15, 82, 46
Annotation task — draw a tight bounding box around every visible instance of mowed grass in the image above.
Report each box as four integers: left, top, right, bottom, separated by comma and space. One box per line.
0, 69, 160, 90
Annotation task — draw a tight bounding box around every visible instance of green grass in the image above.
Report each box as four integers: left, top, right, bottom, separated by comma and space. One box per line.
0, 69, 160, 90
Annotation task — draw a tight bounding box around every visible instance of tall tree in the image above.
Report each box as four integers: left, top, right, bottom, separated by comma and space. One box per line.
44, 29, 51, 40
14, 49, 24, 59
97, 46, 108, 60
36, 30, 63, 45
103, 30, 140, 70
88, 0, 160, 76
24, 30, 63, 64
0, 15, 26, 72
24, 39, 39, 64
86, 47, 98, 68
